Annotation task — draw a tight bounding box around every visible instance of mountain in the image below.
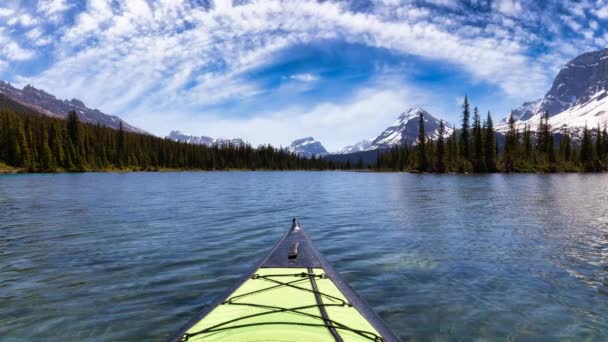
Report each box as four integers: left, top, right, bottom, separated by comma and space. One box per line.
287, 137, 329, 158
167, 131, 245, 147
0, 81, 145, 133
367, 107, 452, 150
498, 48, 608, 132
335, 140, 372, 154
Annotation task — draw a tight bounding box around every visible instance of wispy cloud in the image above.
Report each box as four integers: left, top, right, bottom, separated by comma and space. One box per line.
288, 73, 319, 82
1, 0, 607, 147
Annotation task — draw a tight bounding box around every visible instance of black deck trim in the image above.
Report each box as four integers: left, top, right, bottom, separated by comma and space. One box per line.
169, 219, 401, 342
308, 266, 342, 341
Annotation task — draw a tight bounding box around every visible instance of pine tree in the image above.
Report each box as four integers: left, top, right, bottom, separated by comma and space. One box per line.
536, 112, 546, 154
459, 95, 470, 161
595, 123, 602, 167
471, 107, 484, 172
603, 123, 608, 162
416, 112, 427, 172
523, 124, 532, 162
436, 119, 446, 172
502, 112, 517, 172
558, 128, 571, 163
580, 124, 594, 171
448, 125, 457, 167
483, 111, 496, 172
40, 127, 56, 171
547, 128, 555, 166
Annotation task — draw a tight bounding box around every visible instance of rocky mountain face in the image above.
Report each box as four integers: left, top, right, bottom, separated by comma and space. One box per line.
334, 107, 452, 154
0, 81, 145, 133
336, 140, 372, 154
167, 131, 244, 147
498, 48, 608, 132
368, 107, 452, 150
287, 137, 329, 158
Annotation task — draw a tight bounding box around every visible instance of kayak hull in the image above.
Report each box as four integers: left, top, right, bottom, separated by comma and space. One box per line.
170, 220, 399, 342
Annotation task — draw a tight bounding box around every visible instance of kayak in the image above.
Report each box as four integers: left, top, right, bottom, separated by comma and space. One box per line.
171, 219, 400, 342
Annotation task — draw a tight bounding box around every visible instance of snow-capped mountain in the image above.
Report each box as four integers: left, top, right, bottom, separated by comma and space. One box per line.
287, 137, 329, 158
335, 140, 372, 154
498, 48, 608, 132
367, 107, 452, 150
0, 81, 145, 133
168, 131, 244, 147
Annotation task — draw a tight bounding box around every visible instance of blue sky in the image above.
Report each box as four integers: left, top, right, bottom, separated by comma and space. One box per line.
1, 0, 608, 151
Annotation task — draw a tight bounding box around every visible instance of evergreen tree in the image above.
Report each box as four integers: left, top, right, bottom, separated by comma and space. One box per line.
595, 123, 603, 166
459, 95, 471, 161
547, 128, 555, 166
471, 107, 484, 172
40, 127, 56, 171
436, 119, 446, 172
502, 112, 517, 172
416, 112, 427, 172
580, 124, 594, 171
603, 123, 608, 162
523, 124, 532, 162
483, 111, 496, 172
67, 110, 81, 146
558, 128, 571, 163
448, 125, 457, 166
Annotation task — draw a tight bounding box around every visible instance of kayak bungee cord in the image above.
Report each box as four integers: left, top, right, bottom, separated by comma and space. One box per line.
171, 219, 400, 342
180, 271, 383, 342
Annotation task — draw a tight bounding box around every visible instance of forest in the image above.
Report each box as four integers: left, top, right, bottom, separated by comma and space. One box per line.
375, 96, 608, 173
1, 96, 607, 173
0, 109, 338, 172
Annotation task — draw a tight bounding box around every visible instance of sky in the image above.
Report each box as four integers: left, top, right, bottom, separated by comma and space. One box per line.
1, 0, 608, 151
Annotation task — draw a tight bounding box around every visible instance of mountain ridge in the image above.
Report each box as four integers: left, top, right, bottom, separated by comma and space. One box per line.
0, 81, 145, 133
167, 131, 245, 147
498, 48, 608, 132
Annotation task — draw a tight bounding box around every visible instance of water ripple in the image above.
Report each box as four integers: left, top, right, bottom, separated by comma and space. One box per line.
1, 172, 608, 340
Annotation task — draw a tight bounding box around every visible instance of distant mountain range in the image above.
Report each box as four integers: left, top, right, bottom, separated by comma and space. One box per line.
497, 48, 608, 133
167, 131, 245, 147
2, 48, 607, 153
0, 81, 145, 133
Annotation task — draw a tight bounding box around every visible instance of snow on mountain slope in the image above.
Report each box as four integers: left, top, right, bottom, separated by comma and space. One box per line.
498, 48, 608, 132
367, 107, 452, 150
287, 137, 329, 158
168, 131, 244, 147
335, 140, 372, 154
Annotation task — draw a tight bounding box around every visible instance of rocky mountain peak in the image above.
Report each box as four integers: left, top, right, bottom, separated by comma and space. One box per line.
287, 137, 328, 158
498, 48, 608, 132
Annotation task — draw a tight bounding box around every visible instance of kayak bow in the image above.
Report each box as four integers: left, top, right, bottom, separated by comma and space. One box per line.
171, 219, 399, 341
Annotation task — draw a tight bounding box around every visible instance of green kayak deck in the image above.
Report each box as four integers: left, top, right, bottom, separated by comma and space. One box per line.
171, 220, 399, 342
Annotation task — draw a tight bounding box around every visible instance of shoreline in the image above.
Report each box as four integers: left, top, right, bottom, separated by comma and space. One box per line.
1, 166, 603, 175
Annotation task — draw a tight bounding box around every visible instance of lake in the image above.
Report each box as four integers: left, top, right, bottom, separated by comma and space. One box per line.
1, 172, 608, 340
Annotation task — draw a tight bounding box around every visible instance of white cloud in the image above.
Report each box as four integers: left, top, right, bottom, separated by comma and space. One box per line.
29, 0, 551, 108
7, 14, 37, 27
596, 5, 608, 19
0, 8, 13, 17
38, 0, 71, 20
288, 73, 319, 82
0, 29, 35, 61
17, 0, 599, 145
494, 0, 523, 16
133, 78, 439, 151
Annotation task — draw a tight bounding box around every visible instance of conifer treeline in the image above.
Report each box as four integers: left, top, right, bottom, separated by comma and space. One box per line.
0, 110, 340, 172
377, 96, 608, 172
